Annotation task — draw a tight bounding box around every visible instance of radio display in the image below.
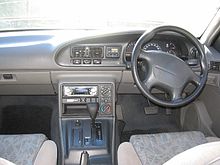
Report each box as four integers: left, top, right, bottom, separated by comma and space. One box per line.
75, 88, 89, 94
63, 86, 98, 97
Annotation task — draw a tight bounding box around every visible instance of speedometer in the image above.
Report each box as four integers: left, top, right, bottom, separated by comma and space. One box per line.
143, 43, 161, 51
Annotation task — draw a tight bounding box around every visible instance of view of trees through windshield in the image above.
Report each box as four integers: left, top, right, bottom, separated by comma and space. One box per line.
0, 0, 220, 36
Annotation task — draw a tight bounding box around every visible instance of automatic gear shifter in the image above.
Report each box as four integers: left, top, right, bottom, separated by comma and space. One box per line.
87, 103, 99, 128
87, 103, 99, 145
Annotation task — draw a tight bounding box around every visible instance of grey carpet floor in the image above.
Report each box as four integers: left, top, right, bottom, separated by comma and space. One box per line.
117, 94, 180, 142
0, 105, 52, 138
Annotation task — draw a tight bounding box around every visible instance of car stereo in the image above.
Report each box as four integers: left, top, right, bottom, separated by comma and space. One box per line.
63, 85, 98, 97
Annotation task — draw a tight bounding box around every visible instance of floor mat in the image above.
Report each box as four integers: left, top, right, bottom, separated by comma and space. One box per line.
0, 105, 52, 138
117, 94, 180, 142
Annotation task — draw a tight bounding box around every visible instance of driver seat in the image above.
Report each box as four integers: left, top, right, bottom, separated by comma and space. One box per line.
118, 131, 220, 165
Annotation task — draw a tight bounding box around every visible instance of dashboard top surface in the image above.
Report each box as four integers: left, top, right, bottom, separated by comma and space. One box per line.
0, 29, 218, 71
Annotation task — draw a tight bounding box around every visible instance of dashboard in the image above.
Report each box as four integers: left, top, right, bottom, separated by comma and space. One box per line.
55, 32, 201, 69
0, 29, 218, 95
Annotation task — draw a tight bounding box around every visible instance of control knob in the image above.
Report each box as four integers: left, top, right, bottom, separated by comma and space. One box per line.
100, 104, 111, 114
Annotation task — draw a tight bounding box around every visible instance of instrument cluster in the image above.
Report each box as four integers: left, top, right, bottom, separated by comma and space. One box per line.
124, 37, 200, 67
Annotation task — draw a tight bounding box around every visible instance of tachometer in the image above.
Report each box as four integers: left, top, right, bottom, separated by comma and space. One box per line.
143, 43, 161, 51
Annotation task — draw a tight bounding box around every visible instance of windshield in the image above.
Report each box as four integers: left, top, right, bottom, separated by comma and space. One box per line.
0, 0, 220, 36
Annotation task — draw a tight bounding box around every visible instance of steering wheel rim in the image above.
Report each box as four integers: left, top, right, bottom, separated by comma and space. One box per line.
131, 26, 208, 107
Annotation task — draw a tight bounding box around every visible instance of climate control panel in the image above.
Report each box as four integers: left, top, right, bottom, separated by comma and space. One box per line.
99, 85, 112, 115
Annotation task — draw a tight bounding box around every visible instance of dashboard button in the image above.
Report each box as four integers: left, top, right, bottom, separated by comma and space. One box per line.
80, 97, 86, 102
66, 98, 80, 103
72, 59, 81, 64
83, 59, 92, 64
93, 59, 101, 64
86, 98, 91, 102
91, 97, 96, 102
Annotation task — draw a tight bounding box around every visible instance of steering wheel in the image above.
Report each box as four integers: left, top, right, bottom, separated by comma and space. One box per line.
131, 26, 208, 107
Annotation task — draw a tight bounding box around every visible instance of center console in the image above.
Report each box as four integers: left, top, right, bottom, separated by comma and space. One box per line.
61, 84, 113, 116
59, 82, 115, 165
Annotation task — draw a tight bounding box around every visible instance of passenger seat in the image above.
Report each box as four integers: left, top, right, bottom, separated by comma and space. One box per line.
0, 134, 57, 165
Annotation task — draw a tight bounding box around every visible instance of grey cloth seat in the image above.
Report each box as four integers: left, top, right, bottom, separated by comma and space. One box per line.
118, 131, 220, 165
0, 134, 57, 165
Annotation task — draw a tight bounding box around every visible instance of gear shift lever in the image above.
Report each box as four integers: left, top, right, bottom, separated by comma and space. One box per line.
87, 103, 99, 145
87, 103, 99, 128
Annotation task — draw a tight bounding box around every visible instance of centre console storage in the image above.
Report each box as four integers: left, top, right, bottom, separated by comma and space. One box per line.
59, 83, 115, 165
